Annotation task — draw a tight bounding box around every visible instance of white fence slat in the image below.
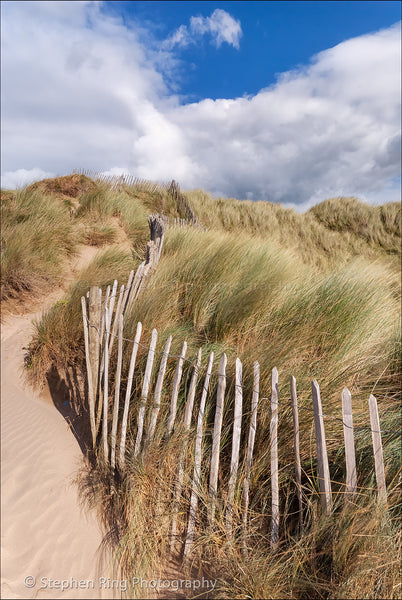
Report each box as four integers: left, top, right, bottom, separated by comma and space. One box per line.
170, 348, 202, 553
81, 297, 96, 447
209, 353, 227, 525
242, 361, 260, 539
166, 341, 188, 436
342, 387, 357, 497
226, 358, 243, 540
102, 306, 110, 461
368, 394, 387, 503
110, 314, 124, 469
119, 322, 142, 466
146, 335, 172, 446
184, 352, 214, 560
270, 367, 279, 548
312, 379, 333, 513
291, 375, 303, 520
134, 329, 158, 457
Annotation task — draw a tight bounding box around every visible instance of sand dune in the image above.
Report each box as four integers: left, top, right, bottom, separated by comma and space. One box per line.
1, 249, 115, 599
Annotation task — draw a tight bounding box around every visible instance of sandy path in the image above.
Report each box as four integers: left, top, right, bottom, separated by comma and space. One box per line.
1, 248, 116, 599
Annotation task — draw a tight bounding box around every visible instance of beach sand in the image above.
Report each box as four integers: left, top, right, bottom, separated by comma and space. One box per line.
1, 249, 115, 599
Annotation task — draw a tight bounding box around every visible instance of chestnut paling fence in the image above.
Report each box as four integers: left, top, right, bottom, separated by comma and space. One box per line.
81, 294, 391, 561
79, 209, 393, 562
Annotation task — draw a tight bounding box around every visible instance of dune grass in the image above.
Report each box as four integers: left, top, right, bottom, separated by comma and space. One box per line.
9, 175, 401, 599
1, 187, 79, 302
184, 189, 401, 270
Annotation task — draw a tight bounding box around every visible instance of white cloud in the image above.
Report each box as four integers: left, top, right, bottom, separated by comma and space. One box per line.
1, 168, 55, 190
163, 9, 242, 50
1, 2, 400, 208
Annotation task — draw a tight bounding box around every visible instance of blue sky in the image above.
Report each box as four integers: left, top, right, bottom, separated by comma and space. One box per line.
103, 1, 401, 100
1, 1, 401, 208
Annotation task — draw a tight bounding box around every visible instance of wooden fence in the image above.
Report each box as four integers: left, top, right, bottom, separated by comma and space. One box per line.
81, 283, 390, 561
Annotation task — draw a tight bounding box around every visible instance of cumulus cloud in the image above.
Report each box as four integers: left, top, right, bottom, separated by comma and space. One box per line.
1, 168, 56, 190
1, 1, 400, 207
163, 9, 242, 50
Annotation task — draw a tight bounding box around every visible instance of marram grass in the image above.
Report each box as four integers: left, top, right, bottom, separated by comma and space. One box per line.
8, 175, 400, 599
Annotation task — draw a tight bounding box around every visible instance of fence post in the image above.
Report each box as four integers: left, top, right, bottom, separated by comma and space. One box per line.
270, 367, 279, 549
88, 286, 101, 409
183, 348, 202, 428
368, 394, 387, 503
134, 329, 158, 457
110, 314, 123, 470
145, 336, 173, 447
166, 342, 188, 436
102, 306, 110, 461
184, 352, 214, 561
119, 322, 142, 467
170, 349, 202, 553
242, 361, 259, 551
226, 358, 243, 540
311, 380, 332, 514
290, 376, 303, 523
81, 297, 96, 448
209, 353, 227, 525
108, 284, 125, 355
341, 387, 357, 497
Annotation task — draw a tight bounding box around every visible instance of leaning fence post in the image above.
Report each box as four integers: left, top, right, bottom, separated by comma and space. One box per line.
311, 380, 332, 513
110, 314, 124, 470
290, 376, 303, 523
145, 336, 173, 446
119, 322, 142, 467
184, 352, 214, 561
209, 353, 227, 525
108, 284, 125, 355
102, 306, 110, 461
226, 358, 243, 540
134, 329, 158, 457
170, 349, 202, 553
270, 367, 279, 549
88, 286, 101, 408
166, 341, 187, 436
81, 297, 96, 448
341, 387, 357, 497
242, 361, 259, 550
368, 394, 387, 503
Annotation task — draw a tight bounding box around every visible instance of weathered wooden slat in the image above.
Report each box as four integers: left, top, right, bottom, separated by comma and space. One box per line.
102, 306, 110, 461
119, 322, 142, 466
122, 270, 135, 314
368, 394, 387, 503
184, 352, 214, 560
166, 341, 188, 436
226, 358, 243, 540
291, 375, 303, 522
312, 379, 333, 513
134, 329, 158, 457
100, 284, 111, 342
270, 367, 279, 549
145, 335, 172, 446
108, 280, 118, 325
108, 284, 125, 355
170, 349, 202, 553
209, 353, 227, 525
242, 361, 260, 545
110, 314, 124, 470
183, 348, 202, 429
125, 262, 145, 314
88, 286, 101, 410
81, 297, 96, 447
342, 387, 357, 497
